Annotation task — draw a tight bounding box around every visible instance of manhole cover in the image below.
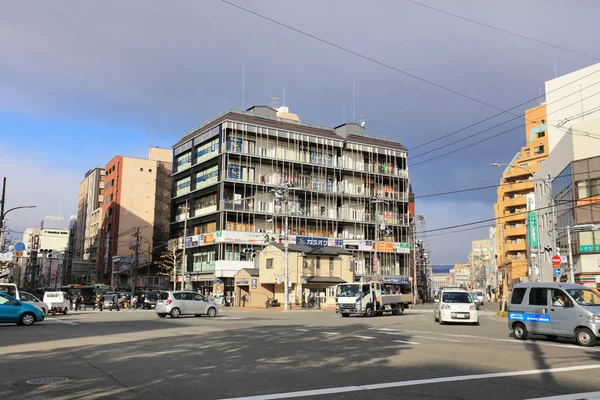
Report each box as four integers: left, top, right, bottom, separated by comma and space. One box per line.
26, 377, 70, 385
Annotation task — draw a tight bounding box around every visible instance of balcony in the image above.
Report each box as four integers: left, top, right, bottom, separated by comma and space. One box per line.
502, 180, 533, 194
504, 226, 526, 237
502, 196, 526, 208
505, 242, 526, 253
503, 212, 526, 223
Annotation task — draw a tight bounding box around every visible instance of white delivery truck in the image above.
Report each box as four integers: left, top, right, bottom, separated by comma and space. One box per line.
335, 279, 408, 317
43, 291, 70, 315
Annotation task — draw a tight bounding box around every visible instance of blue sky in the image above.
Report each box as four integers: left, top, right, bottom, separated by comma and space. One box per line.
1, 0, 599, 262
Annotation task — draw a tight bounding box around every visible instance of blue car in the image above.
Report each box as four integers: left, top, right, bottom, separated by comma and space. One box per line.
0, 292, 45, 326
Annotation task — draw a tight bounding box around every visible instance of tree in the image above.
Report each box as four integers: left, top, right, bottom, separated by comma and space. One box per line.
155, 242, 181, 289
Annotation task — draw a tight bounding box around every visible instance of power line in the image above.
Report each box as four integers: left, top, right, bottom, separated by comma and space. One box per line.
410, 62, 600, 153
416, 167, 600, 199
411, 90, 600, 167
220, 0, 521, 116
404, 0, 599, 61
412, 79, 600, 159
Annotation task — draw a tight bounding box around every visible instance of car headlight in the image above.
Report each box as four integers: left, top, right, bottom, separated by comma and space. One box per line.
587, 315, 600, 323
469, 305, 476, 310
442, 304, 451, 310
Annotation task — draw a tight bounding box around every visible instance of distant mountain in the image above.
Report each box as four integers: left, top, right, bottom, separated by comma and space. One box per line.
431, 264, 453, 274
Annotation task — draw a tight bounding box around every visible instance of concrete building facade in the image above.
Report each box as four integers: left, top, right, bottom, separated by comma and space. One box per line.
170, 106, 412, 296
535, 120, 600, 288
494, 104, 548, 291
98, 148, 172, 291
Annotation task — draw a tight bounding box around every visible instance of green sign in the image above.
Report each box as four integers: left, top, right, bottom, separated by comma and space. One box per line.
527, 211, 538, 248
579, 244, 600, 253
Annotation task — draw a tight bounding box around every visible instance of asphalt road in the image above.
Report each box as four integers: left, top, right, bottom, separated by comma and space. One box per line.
2, 303, 600, 400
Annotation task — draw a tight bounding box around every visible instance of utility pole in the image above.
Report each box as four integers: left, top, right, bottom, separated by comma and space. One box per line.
133, 227, 141, 293
181, 199, 189, 291
412, 218, 418, 304
271, 183, 291, 311
0, 177, 6, 252
567, 227, 574, 284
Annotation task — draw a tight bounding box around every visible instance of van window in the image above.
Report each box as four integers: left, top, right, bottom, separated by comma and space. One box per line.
362, 284, 370, 296
529, 288, 548, 306
550, 289, 572, 307
511, 288, 527, 304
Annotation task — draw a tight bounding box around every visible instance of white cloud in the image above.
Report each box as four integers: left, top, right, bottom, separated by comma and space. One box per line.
415, 199, 494, 265
0, 145, 80, 240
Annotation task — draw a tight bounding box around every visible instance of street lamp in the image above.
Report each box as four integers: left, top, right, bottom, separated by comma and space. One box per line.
0, 205, 37, 252
561, 224, 597, 283
490, 163, 542, 282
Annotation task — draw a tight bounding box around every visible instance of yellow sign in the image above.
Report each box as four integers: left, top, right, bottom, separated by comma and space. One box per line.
377, 242, 394, 252
577, 195, 600, 207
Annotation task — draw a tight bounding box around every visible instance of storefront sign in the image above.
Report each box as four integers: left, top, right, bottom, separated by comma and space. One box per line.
579, 244, 600, 253
526, 193, 539, 248
377, 242, 394, 252
236, 277, 249, 285
344, 240, 374, 251
296, 236, 328, 246
215, 230, 268, 244
394, 243, 410, 254
383, 276, 410, 284
577, 195, 600, 207
213, 279, 224, 296
327, 239, 344, 247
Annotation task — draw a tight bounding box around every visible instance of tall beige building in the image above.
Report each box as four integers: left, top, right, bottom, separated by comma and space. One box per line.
98, 148, 172, 290
467, 239, 492, 290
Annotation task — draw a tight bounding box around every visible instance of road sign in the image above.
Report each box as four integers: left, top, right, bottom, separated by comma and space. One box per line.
0, 252, 13, 261
552, 255, 561, 266
14, 242, 26, 252
373, 255, 379, 272
553, 268, 561, 276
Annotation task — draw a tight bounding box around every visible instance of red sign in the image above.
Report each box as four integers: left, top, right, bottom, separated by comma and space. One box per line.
552, 255, 561, 266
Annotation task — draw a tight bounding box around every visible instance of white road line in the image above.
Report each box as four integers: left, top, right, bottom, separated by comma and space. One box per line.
393, 339, 420, 345
417, 336, 462, 343
321, 332, 340, 335
44, 318, 78, 326
490, 338, 597, 350
526, 392, 600, 400
354, 335, 375, 340
294, 328, 309, 332
216, 364, 600, 400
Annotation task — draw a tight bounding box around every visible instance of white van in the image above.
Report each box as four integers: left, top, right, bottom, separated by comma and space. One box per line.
0, 283, 20, 300
43, 291, 70, 315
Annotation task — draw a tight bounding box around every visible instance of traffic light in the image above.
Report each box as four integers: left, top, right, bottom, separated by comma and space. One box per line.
242, 248, 256, 260
38, 249, 54, 258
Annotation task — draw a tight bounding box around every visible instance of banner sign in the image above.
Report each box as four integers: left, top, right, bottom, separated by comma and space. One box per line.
526, 193, 539, 248
508, 312, 551, 323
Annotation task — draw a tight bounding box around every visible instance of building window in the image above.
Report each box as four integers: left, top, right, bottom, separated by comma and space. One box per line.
329, 257, 334, 272
140, 168, 143, 172
316, 257, 321, 269
195, 166, 218, 190
176, 152, 192, 172
266, 258, 273, 269
176, 177, 191, 196
533, 145, 545, 155
576, 181, 589, 199
148, 276, 160, 286
149, 169, 152, 173
537, 131, 546, 138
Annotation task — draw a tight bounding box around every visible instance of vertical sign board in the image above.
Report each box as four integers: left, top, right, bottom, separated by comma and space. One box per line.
526, 193, 539, 248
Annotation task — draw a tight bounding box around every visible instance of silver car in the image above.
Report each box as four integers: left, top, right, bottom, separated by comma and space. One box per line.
156, 291, 218, 318
19, 291, 49, 316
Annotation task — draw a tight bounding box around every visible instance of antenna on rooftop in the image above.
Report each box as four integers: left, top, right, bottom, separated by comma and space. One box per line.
357, 114, 367, 128
269, 97, 280, 109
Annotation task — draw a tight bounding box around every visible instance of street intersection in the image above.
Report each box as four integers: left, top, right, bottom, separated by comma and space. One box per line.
1, 304, 600, 400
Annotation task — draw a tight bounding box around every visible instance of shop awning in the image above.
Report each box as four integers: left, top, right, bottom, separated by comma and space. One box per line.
303, 276, 346, 284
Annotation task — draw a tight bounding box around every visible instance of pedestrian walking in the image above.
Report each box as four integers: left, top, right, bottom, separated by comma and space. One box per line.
111, 293, 120, 311
98, 293, 105, 311
241, 294, 246, 308
131, 296, 138, 310
75, 294, 82, 311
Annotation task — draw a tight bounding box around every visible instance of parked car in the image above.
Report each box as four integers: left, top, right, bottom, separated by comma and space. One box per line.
136, 291, 160, 309
19, 291, 49, 316
508, 282, 600, 347
472, 290, 485, 305
156, 291, 218, 318
434, 288, 479, 325
0, 293, 45, 326
469, 292, 481, 310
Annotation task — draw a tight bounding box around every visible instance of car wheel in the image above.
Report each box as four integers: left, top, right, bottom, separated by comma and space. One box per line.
513, 322, 528, 340
341, 313, 350, 318
439, 317, 445, 325
19, 312, 36, 326
170, 308, 181, 318
365, 306, 374, 317
375, 311, 384, 317
63, 308, 68, 315
157, 313, 167, 318
575, 327, 596, 347
207, 307, 217, 318
398, 305, 404, 315
434, 312, 439, 322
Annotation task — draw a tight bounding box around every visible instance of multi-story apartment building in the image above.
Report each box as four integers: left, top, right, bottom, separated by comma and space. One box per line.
98, 148, 172, 290
450, 264, 470, 289
171, 105, 412, 294
494, 104, 548, 291
535, 120, 600, 288
467, 238, 492, 290
75, 168, 105, 262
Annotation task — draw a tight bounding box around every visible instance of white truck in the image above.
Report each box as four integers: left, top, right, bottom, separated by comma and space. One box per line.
335, 280, 409, 317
